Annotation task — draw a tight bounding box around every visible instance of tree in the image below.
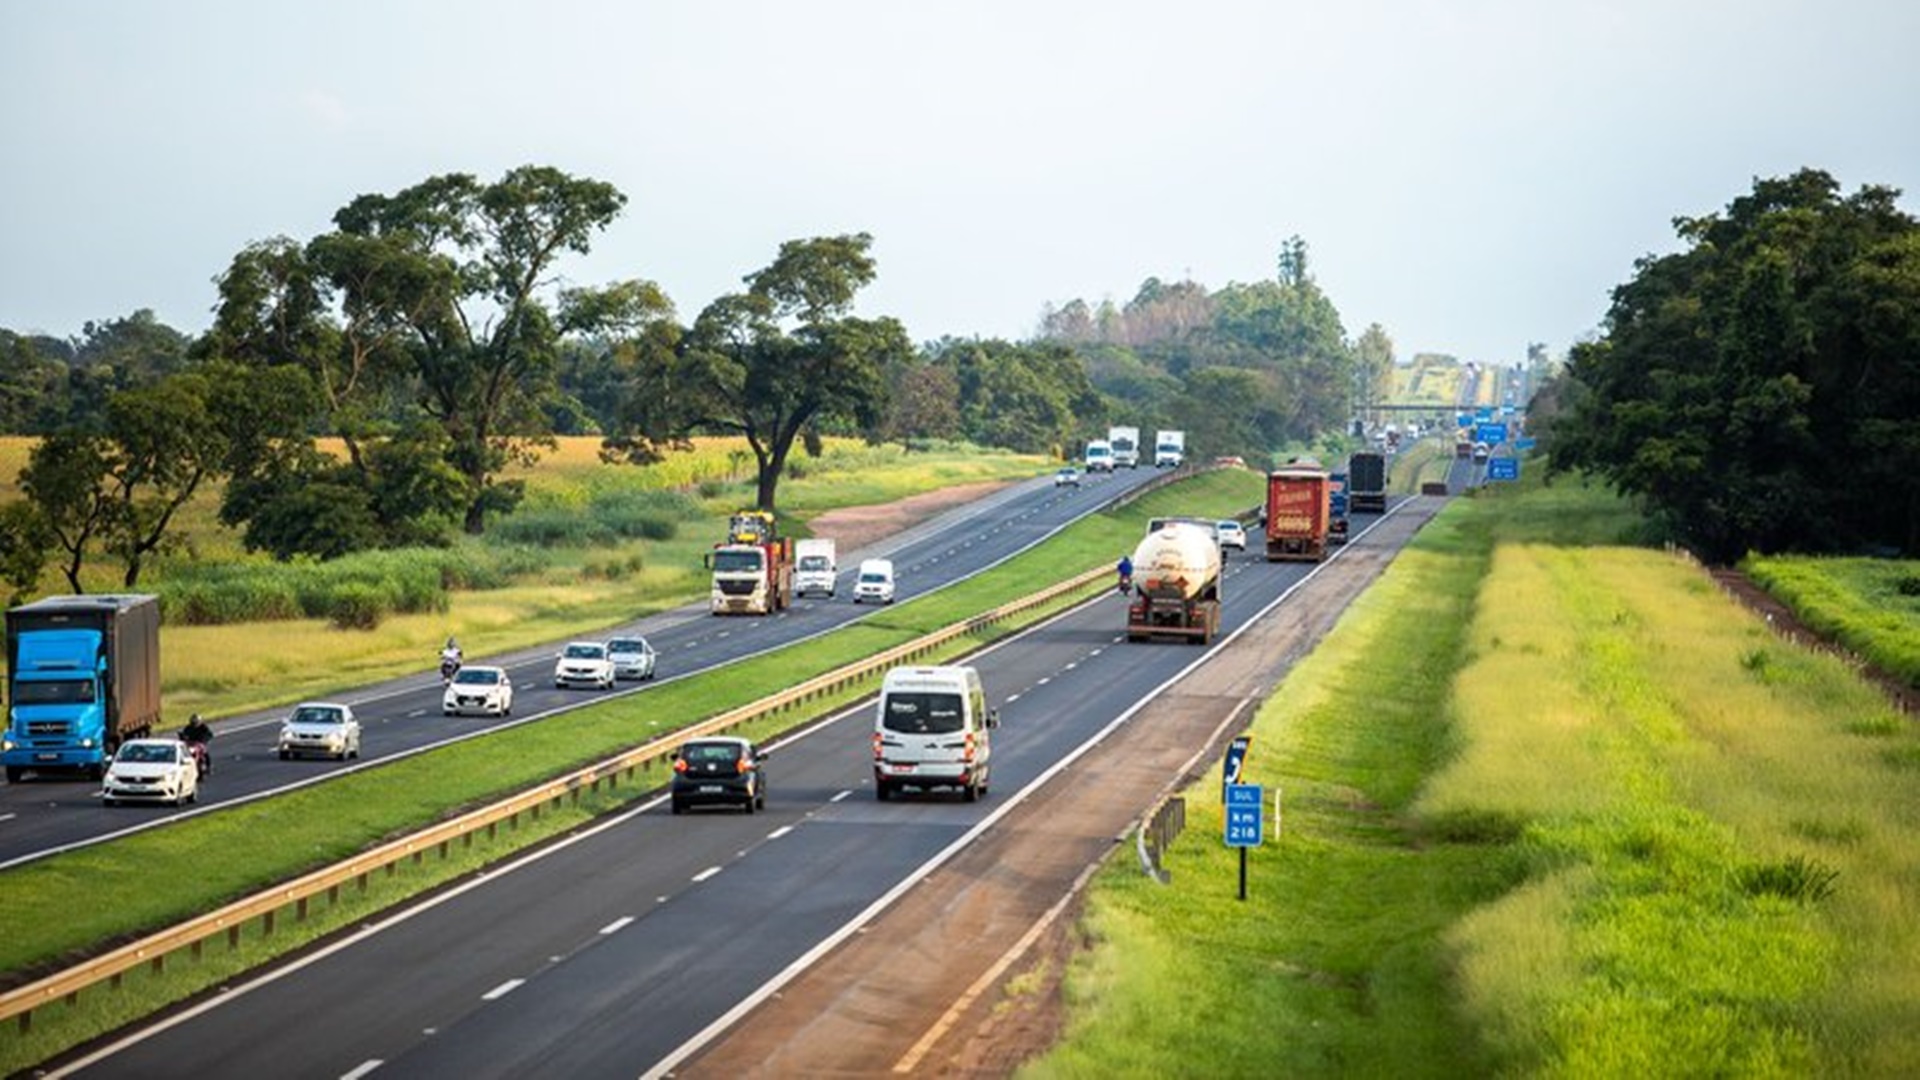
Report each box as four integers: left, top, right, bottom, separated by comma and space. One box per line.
603, 234, 909, 512
98, 374, 228, 587
1353, 323, 1395, 423
931, 338, 1102, 455
1551, 169, 1920, 559
879, 361, 961, 448
17, 431, 117, 593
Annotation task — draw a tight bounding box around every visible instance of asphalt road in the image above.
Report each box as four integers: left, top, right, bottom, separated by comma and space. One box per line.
0, 466, 1172, 867
55, 497, 1415, 1080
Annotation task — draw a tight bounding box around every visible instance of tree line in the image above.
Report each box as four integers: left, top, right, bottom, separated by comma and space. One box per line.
0, 167, 1372, 594
1538, 169, 1920, 563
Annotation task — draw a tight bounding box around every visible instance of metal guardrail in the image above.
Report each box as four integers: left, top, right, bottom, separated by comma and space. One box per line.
1136, 795, 1187, 883
1, 561, 1114, 1035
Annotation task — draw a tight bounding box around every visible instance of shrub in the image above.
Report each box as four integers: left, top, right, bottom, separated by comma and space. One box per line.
1735, 855, 1839, 904
327, 583, 387, 630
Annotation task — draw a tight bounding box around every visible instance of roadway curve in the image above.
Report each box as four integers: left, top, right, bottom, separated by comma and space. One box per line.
51, 492, 1425, 1079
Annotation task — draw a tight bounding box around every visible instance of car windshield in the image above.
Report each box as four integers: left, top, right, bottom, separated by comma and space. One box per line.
1218, 522, 1241, 533
881, 691, 965, 735
291, 706, 345, 725
116, 743, 177, 764
565, 644, 605, 660
860, 572, 888, 584
453, 669, 499, 686
797, 556, 830, 571
683, 742, 746, 764
608, 639, 647, 655
12, 678, 96, 705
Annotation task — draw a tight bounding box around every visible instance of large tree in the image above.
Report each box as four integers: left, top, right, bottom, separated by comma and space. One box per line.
603, 233, 909, 512
1550, 169, 1920, 560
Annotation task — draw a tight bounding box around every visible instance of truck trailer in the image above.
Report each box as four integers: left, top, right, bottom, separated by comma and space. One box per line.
1153, 430, 1185, 468
794, 538, 838, 598
1347, 450, 1387, 513
4, 594, 162, 782
1126, 522, 1222, 645
1264, 466, 1332, 562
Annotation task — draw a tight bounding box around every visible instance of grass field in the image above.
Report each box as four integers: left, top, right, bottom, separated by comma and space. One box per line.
0, 436, 1053, 719
1032, 474, 1920, 1076
1743, 554, 1920, 688
0, 467, 1265, 1074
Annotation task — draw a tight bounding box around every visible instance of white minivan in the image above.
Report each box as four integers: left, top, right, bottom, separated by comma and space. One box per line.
853, 558, 896, 604
872, 665, 996, 801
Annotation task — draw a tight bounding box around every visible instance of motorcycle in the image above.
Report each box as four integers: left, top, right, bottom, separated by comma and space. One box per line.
1117, 575, 1133, 596
179, 734, 211, 779
440, 654, 462, 685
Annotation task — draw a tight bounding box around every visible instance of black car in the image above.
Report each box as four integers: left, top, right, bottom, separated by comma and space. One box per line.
670, 737, 768, 814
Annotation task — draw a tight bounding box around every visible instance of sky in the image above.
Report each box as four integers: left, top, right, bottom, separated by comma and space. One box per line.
4, 0, 1918, 366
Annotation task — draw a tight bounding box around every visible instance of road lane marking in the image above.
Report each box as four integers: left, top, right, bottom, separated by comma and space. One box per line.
692, 866, 722, 883
481, 978, 524, 1000
830, 790, 852, 802
766, 825, 793, 840
1035, 677, 1050, 686
599, 916, 635, 935
342, 1061, 383, 1080
1005, 693, 1021, 703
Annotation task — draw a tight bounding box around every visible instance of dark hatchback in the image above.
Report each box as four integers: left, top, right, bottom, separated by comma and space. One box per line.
670, 737, 769, 814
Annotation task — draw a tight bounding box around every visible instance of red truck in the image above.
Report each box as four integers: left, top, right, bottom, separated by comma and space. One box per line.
1264, 466, 1331, 562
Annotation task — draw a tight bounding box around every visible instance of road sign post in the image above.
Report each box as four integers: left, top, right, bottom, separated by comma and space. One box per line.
1224, 783, 1263, 901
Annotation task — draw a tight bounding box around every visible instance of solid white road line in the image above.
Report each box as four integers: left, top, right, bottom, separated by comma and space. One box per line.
482, 978, 525, 1001
599, 916, 635, 935
766, 825, 793, 840
341, 1060, 383, 1080
692, 866, 722, 883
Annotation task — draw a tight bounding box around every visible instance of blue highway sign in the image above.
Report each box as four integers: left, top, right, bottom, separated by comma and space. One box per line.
1225, 783, 1264, 847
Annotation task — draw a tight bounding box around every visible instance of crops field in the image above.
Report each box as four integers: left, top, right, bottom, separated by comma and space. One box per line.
1038, 474, 1920, 1075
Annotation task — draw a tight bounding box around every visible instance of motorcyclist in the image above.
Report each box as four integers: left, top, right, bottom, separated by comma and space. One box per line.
1116, 554, 1134, 595
440, 637, 463, 682
179, 713, 213, 778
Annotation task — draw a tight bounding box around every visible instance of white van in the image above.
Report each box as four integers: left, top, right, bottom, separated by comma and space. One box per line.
872, 665, 996, 801
853, 558, 896, 604
794, 537, 838, 598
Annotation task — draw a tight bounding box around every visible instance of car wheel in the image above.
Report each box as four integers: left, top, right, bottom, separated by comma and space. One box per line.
756, 786, 766, 810
875, 780, 890, 801
278, 750, 290, 761
102, 796, 115, 807
962, 780, 979, 803
670, 798, 686, 815
443, 708, 454, 717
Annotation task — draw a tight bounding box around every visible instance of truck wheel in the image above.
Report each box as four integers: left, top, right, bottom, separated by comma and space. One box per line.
5, 767, 20, 784
89, 763, 105, 781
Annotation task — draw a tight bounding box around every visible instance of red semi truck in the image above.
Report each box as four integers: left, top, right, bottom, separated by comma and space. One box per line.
1264, 466, 1331, 562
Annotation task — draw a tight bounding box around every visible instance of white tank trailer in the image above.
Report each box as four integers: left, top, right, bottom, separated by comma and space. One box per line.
1125, 522, 1223, 644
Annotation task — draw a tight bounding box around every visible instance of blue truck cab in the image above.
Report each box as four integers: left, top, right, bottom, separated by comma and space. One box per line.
4, 594, 161, 783
1328, 471, 1351, 545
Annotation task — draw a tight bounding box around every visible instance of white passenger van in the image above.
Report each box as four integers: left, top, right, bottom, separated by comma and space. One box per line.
872, 665, 996, 801
853, 558, 896, 604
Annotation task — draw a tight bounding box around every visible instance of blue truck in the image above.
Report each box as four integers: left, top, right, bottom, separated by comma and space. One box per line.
1328, 471, 1350, 545
4, 594, 162, 783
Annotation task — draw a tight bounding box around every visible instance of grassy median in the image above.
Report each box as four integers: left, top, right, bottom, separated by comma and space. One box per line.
1032, 476, 1920, 1076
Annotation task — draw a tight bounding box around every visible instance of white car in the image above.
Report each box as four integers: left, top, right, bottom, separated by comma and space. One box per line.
443, 665, 514, 717
1053, 466, 1082, 488
101, 738, 198, 806
277, 702, 361, 761
1216, 519, 1248, 552
554, 641, 615, 689
607, 637, 657, 681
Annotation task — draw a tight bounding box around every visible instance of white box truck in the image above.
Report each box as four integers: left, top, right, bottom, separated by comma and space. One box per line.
1084, 439, 1114, 472
1153, 430, 1185, 467
1108, 426, 1141, 469
794, 538, 838, 598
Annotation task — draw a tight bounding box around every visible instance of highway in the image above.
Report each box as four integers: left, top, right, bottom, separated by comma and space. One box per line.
0, 465, 1170, 867
55, 495, 1418, 1080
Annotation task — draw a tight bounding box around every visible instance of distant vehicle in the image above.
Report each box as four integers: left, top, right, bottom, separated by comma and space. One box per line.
607, 637, 658, 681
442, 665, 513, 717
5, 593, 162, 783
707, 510, 794, 615
1472, 441, 1491, 464
1154, 430, 1185, 468
553, 641, 615, 690
854, 558, 896, 605
1053, 466, 1082, 488
1108, 426, 1141, 469
1084, 439, 1114, 473
101, 738, 198, 806
1328, 472, 1350, 546
1265, 466, 1332, 562
1216, 519, 1247, 552
670, 736, 768, 814
793, 538, 838, 598
1348, 451, 1387, 513
277, 702, 361, 762
872, 665, 996, 802
1213, 455, 1247, 469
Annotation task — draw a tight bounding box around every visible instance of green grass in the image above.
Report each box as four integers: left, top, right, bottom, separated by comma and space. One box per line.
0, 467, 1264, 1074
1033, 472, 1920, 1076
1743, 555, 1920, 688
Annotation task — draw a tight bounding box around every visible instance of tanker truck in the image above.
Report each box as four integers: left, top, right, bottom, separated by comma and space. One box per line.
1125, 521, 1223, 645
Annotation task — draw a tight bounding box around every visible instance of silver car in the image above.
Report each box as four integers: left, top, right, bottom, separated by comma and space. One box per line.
607, 637, 657, 681
1216, 520, 1248, 552
277, 702, 361, 761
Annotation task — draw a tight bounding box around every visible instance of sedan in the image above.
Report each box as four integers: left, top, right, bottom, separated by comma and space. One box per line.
607, 637, 657, 681
554, 641, 615, 690
101, 738, 198, 806
443, 665, 513, 717
1053, 466, 1081, 488
1216, 519, 1248, 552
670, 737, 769, 814
277, 702, 361, 761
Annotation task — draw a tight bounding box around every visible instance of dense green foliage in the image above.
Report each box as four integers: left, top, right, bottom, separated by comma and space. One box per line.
1544, 169, 1920, 561
1744, 554, 1920, 687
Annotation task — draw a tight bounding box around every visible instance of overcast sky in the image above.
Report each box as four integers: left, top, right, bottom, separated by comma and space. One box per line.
4, 1, 1918, 365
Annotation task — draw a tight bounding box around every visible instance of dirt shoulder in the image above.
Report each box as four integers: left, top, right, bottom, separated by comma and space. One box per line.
679, 499, 1445, 1078
807, 481, 1018, 555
